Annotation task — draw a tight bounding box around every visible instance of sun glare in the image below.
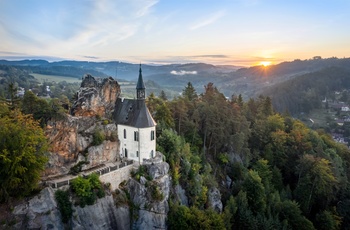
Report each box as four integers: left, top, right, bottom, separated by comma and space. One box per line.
260, 61, 271, 67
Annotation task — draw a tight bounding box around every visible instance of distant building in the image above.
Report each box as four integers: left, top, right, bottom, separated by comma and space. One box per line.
16, 87, 25, 97
341, 106, 350, 112
114, 65, 157, 164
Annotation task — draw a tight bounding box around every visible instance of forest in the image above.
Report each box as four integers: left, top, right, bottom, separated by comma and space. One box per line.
149, 82, 350, 229
263, 67, 350, 115
1, 66, 350, 229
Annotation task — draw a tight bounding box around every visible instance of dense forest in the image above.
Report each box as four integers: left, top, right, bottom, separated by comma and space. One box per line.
1, 63, 350, 229
149, 82, 350, 229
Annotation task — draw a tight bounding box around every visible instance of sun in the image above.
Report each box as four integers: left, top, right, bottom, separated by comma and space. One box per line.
260, 61, 271, 67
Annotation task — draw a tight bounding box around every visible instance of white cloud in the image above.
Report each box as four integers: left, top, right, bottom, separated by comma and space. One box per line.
0, 0, 159, 58
190, 10, 226, 30
170, 70, 197, 75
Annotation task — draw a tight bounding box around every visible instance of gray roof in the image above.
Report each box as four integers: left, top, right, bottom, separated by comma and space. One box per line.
114, 98, 156, 128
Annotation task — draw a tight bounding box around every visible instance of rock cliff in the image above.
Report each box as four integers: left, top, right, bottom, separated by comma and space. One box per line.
12, 154, 170, 230
71, 74, 120, 118
13, 187, 130, 230
128, 158, 170, 229
44, 75, 121, 177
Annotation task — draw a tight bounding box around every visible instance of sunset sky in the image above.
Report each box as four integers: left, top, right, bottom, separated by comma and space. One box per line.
0, 0, 349, 66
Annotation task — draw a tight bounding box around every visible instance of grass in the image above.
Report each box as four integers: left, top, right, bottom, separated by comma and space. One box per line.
31, 73, 81, 84
306, 108, 337, 128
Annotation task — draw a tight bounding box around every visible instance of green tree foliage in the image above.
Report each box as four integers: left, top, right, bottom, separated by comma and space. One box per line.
0, 110, 48, 201
55, 190, 73, 223
242, 170, 266, 213
182, 82, 198, 101
295, 155, 338, 214
70, 173, 104, 207
22, 91, 67, 126
168, 203, 225, 230
159, 82, 350, 229
91, 129, 105, 146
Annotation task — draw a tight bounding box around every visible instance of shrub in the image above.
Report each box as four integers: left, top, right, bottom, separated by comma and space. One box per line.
69, 161, 89, 175
55, 190, 73, 223
91, 129, 105, 146
150, 182, 164, 201
70, 173, 105, 207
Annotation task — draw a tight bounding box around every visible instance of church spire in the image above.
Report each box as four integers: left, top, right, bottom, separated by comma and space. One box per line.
136, 64, 145, 99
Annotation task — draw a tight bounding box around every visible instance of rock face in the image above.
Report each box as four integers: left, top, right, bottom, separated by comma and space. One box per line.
128, 155, 170, 229
13, 188, 64, 230
72, 196, 130, 230
44, 75, 121, 177
13, 155, 171, 229
13, 187, 130, 230
208, 187, 223, 213
44, 117, 119, 176
71, 75, 120, 118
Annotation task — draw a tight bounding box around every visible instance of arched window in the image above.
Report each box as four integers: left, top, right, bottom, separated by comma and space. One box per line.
124, 129, 126, 139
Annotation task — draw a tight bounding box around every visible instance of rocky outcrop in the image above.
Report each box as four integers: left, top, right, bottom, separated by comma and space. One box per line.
44, 75, 121, 177
13, 154, 171, 229
72, 196, 130, 230
12, 188, 64, 230
71, 75, 120, 118
208, 187, 223, 213
128, 154, 170, 229
44, 117, 119, 176
13, 187, 130, 230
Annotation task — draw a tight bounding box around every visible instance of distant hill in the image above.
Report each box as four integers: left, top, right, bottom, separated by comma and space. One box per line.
1, 57, 350, 100
260, 67, 350, 115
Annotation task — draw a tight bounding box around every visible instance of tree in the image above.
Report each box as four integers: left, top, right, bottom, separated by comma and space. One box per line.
159, 90, 168, 101
295, 155, 338, 214
0, 110, 48, 201
182, 82, 198, 101
242, 170, 266, 213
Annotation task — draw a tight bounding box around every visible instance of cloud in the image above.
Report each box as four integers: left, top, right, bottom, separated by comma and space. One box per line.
190, 10, 226, 30
189, 55, 229, 59
81, 55, 100, 60
0, 0, 159, 56
170, 70, 197, 75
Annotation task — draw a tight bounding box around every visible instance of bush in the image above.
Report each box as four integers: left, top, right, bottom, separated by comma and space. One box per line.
55, 190, 73, 223
150, 182, 164, 201
70, 173, 105, 207
69, 161, 89, 175
91, 129, 105, 146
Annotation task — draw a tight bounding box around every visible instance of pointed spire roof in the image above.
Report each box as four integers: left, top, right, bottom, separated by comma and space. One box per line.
136, 64, 145, 90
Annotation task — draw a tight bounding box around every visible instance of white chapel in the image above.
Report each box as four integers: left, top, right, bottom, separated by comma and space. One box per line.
114, 65, 157, 164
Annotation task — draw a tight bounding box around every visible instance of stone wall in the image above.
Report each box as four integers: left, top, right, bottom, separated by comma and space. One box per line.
99, 163, 134, 190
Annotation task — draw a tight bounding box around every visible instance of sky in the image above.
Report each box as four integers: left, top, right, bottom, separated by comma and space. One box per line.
0, 0, 349, 66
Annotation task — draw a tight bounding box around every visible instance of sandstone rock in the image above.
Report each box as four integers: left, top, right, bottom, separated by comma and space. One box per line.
13, 187, 64, 230
128, 155, 170, 229
208, 187, 223, 213
72, 195, 130, 230
71, 75, 120, 118
148, 162, 169, 180
44, 116, 119, 177
174, 184, 189, 206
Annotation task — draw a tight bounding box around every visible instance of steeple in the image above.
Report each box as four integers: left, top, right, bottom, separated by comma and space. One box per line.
136, 64, 145, 100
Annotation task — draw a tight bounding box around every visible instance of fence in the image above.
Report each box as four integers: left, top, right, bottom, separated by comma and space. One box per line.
47, 160, 134, 189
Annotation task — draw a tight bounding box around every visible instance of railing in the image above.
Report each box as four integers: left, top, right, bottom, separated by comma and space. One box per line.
47, 160, 134, 189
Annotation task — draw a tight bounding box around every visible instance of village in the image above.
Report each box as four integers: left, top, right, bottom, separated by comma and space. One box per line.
303, 90, 350, 147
